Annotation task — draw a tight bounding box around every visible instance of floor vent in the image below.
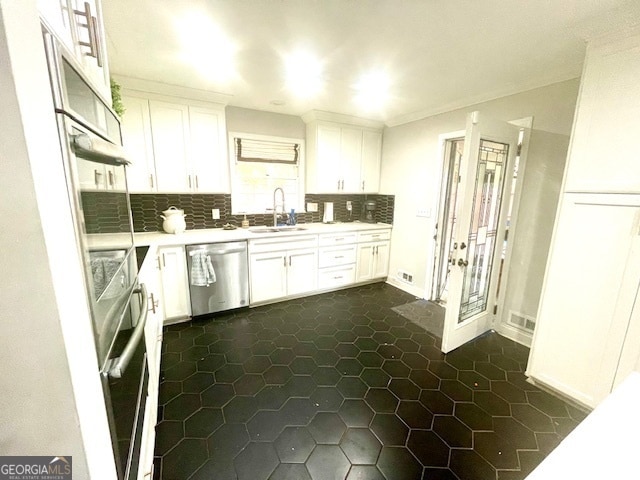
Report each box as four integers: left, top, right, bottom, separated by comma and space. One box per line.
508, 311, 536, 332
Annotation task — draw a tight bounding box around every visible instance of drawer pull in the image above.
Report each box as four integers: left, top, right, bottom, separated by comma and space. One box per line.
333, 276, 343, 280
334, 237, 344, 241
334, 255, 344, 259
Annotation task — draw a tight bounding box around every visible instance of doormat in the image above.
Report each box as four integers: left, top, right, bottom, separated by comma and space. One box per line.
391, 299, 445, 338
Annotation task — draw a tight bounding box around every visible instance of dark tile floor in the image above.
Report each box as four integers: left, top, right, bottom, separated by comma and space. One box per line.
153, 283, 587, 480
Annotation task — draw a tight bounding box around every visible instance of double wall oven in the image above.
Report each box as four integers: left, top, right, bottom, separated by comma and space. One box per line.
43, 29, 149, 480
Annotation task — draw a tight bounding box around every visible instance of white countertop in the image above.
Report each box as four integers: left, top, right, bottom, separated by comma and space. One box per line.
526, 371, 640, 479
133, 222, 392, 247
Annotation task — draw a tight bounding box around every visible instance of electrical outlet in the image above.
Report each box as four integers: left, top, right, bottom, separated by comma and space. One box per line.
306, 202, 318, 212
211, 208, 220, 220
346, 201, 352, 211
416, 208, 431, 218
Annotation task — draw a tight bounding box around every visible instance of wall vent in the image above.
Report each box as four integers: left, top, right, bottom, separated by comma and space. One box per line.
397, 270, 414, 284
508, 311, 536, 332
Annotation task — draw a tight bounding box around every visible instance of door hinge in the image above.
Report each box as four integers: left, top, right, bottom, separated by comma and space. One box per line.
516, 143, 522, 156
493, 304, 498, 315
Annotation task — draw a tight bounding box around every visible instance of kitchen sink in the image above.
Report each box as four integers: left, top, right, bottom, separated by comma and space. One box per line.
249, 226, 308, 233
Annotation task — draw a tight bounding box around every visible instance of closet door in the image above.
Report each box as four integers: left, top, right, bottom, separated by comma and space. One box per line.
527, 193, 640, 407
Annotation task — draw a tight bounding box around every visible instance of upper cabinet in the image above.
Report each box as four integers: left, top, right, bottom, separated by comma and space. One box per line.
120, 94, 229, 194
39, 0, 111, 101
303, 112, 383, 194
563, 32, 640, 193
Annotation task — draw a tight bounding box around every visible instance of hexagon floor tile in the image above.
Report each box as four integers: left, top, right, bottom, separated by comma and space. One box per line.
152, 283, 587, 480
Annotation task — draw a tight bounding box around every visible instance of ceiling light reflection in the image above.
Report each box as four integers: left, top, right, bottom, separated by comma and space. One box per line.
284, 50, 323, 98
353, 71, 391, 111
175, 12, 237, 83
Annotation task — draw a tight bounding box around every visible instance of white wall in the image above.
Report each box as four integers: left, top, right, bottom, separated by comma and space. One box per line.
0, 0, 116, 477
497, 129, 569, 344
226, 106, 306, 139
380, 79, 580, 298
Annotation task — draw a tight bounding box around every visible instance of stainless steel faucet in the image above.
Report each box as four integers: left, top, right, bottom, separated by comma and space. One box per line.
273, 187, 285, 226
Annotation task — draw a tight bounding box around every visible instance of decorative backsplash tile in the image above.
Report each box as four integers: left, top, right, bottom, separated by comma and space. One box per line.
90, 192, 394, 233
82, 191, 132, 234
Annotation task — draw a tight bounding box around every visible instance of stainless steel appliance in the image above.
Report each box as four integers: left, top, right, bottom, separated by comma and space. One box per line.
43, 28, 148, 480
361, 200, 377, 223
186, 241, 249, 315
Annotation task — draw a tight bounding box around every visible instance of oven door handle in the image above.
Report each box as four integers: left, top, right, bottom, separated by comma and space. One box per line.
107, 283, 148, 379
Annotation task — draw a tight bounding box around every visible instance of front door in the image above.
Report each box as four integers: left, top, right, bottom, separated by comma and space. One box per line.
441, 111, 521, 353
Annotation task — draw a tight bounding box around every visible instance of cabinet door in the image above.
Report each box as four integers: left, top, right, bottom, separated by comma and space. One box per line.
69, 0, 110, 100
121, 96, 156, 192
361, 130, 382, 193
340, 127, 363, 192
528, 193, 640, 407
355, 243, 375, 282
149, 101, 190, 192
188, 106, 228, 193
316, 124, 342, 192
563, 35, 640, 193
287, 248, 318, 296
158, 246, 191, 320
38, 0, 75, 51
250, 252, 287, 303
372, 241, 390, 278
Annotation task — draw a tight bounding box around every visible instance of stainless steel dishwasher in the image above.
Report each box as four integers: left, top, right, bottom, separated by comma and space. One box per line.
186, 241, 249, 315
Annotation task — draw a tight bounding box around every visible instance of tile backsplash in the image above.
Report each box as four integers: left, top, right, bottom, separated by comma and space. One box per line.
85, 192, 394, 233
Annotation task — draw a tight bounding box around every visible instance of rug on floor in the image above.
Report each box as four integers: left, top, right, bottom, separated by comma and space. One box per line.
391, 299, 445, 338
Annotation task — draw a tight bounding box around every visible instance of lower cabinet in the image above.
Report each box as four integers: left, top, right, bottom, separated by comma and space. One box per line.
135, 247, 164, 480
250, 248, 318, 303
356, 240, 390, 282
158, 245, 191, 321
318, 242, 357, 289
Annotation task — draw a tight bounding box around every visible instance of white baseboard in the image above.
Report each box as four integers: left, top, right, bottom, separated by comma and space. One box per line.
386, 277, 424, 298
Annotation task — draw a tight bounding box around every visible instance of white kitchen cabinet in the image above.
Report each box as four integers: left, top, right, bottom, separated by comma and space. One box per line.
527, 193, 640, 408
304, 113, 384, 194
133, 247, 163, 480
355, 229, 391, 282
249, 251, 288, 302
149, 101, 191, 192
249, 235, 319, 304
121, 95, 228, 193
563, 32, 640, 194
121, 95, 156, 192
77, 162, 125, 191
158, 245, 191, 321
360, 130, 382, 193
38, 0, 75, 51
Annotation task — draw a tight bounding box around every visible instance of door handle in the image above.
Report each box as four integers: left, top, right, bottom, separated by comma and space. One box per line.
457, 258, 469, 267
107, 284, 148, 378
460, 242, 467, 250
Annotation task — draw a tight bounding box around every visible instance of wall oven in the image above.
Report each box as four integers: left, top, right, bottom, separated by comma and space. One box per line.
43, 28, 149, 480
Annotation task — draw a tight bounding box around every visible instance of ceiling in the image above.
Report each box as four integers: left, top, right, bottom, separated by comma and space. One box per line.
102, 0, 640, 126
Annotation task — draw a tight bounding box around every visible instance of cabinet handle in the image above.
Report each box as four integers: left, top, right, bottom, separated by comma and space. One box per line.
283, 256, 287, 268
335, 255, 344, 259
195, 175, 199, 189
188, 175, 192, 189
94, 169, 102, 188
149, 174, 154, 189
337, 179, 341, 190
108, 170, 114, 187
334, 238, 344, 242
162, 253, 166, 268
74, 2, 101, 65
333, 276, 343, 280
289, 256, 292, 266
91, 16, 103, 67
362, 181, 365, 191
149, 292, 159, 314
156, 256, 161, 270
341, 179, 344, 190
371, 247, 375, 256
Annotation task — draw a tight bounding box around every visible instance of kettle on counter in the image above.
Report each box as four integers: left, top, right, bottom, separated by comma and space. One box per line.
160, 206, 187, 234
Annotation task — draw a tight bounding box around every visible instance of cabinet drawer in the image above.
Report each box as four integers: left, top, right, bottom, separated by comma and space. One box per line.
319, 245, 357, 268
249, 235, 319, 254
319, 232, 358, 246
318, 265, 356, 289
358, 229, 391, 243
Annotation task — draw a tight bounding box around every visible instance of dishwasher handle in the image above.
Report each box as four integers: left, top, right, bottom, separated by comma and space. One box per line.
189, 246, 246, 256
